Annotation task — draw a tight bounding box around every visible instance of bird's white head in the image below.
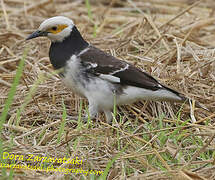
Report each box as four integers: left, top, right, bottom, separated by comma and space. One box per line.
26, 16, 74, 42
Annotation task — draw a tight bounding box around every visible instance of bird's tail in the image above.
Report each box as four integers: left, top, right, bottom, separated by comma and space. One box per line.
162, 85, 209, 111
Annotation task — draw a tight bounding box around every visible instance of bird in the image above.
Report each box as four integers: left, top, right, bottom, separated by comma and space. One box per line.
26, 16, 189, 124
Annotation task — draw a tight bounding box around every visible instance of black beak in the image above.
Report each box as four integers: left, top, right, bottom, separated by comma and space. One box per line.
26, 30, 48, 40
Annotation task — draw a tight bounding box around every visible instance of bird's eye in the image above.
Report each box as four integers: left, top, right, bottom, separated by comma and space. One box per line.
51, 26, 57, 31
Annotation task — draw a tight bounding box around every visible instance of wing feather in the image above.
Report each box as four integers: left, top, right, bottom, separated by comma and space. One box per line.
79, 46, 162, 91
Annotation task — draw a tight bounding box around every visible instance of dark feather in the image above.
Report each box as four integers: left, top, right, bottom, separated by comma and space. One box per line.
49, 26, 89, 69
79, 46, 162, 91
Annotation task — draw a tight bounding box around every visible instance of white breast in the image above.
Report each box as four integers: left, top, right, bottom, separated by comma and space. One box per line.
62, 55, 86, 96
62, 55, 117, 110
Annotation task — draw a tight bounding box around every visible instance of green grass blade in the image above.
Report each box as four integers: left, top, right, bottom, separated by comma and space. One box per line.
15, 73, 46, 125
77, 99, 83, 130
15, 68, 64, 125
99, 144, 128, 180
0, 49, 27, 132
85, 0, 97, 37
85, 0, 92, 20
57, 98, 67, 144
0, 49, 27, 177
85, 104, 92, 129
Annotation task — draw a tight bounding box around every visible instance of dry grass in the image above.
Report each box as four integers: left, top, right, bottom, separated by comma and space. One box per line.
0, 0, 215, 179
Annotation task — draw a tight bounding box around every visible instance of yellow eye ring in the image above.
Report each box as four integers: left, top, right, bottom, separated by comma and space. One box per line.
48, 24, 68, 34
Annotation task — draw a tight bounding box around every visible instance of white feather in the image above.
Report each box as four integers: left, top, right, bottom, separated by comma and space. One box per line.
62, 55, 86, 96
111, 64, 129, 74
117, 86, 182, 105
99, 74, 120, 83
39, 16, 74, 42
78, 47, 90, 56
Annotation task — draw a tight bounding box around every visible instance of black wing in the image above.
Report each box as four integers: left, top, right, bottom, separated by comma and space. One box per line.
79, 46, 162, 91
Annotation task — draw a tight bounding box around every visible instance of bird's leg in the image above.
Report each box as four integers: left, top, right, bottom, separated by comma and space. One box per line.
104, 110, 113, 125
85, 101, 98, 121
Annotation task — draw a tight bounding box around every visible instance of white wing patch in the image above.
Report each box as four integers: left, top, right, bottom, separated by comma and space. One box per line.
90, 62, 98, 68
84, 61, 98, 70
78, 47, 90, 56
110, 64, 129, 74
99, 74, 120, 83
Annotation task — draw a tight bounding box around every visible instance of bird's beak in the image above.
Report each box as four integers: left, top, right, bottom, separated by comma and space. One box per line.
26, 30, 48, 40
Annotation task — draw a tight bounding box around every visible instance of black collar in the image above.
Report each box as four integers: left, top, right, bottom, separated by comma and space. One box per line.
49, 26, 89, 69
